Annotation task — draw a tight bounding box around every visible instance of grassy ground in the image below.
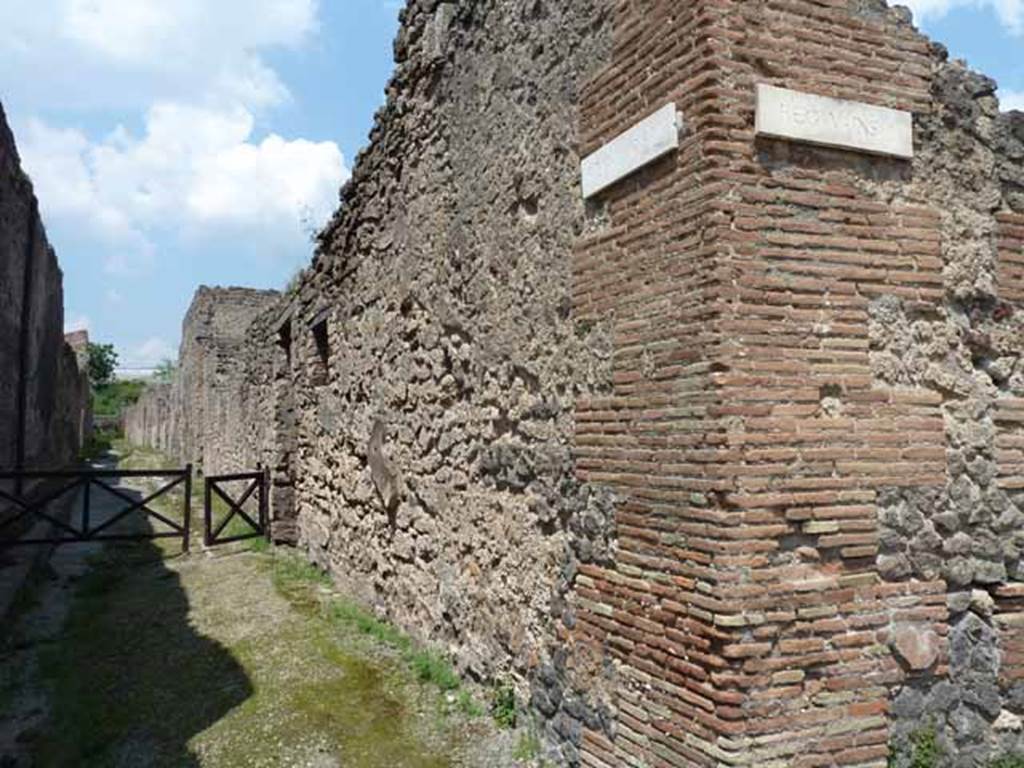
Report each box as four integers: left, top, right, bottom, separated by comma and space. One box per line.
8, 444, 529, 767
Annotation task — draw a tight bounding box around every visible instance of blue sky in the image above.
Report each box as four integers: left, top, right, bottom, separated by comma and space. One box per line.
0, 0, 1020, 373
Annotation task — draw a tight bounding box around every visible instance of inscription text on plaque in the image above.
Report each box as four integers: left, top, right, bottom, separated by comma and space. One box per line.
755, 84, 913, 159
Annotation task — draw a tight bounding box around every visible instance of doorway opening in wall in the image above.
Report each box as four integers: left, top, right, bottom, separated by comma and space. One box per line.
278, 321, 292, 369
271, 319, 298, 543
310, 315, 330, 388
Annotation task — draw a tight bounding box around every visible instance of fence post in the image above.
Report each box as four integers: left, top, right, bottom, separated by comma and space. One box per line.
81, 478, 91, 539
261, 464, 271, 541
183, 464, 192, 554
203, 473, 212, 548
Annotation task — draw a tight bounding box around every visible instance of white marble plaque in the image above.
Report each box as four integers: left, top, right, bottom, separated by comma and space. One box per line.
755, 84, 913, 159
581, 103, 681, 198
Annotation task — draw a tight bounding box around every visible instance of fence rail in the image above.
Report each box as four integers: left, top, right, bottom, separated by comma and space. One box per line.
0, 465, 193, 552
204, 468, 268, 546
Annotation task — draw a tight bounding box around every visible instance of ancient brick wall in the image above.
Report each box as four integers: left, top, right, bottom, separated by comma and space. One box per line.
0, 101, 90, 474
568, 2, 1024, 766
123, 1, 1024, 765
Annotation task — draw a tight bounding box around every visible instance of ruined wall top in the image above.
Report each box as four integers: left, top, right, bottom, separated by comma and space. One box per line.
182, 286, 281, 347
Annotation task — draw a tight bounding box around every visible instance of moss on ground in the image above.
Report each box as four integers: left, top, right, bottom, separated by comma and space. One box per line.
268, 552, 482, 714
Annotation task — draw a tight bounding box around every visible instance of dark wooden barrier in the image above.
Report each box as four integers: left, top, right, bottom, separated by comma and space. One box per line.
0, 466, 193, 552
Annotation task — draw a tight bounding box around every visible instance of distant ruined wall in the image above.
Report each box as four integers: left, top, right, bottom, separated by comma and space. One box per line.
0, 101, 90, 474
125, 1, 1024, 765
124, 382, 173, 456
125, 286, 279, 477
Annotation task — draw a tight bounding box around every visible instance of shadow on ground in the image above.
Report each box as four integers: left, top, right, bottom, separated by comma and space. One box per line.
4, 449, 493, 768
6, 464, 253, 768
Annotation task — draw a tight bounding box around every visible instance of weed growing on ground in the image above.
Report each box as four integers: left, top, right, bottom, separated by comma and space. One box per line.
245, 535, 271, 553
890, 725, 942, 768
79, 428, 114, 461
456, 689, 484, 717
491, 683, 518, 729
991, 757, 1024, 768
409, 648, 460, 691
329, 600, 412, 652
513, 726, 542, 761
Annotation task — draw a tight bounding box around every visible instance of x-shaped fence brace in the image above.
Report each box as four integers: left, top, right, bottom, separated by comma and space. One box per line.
203, 469, 269, 547
0, 467, 193, 552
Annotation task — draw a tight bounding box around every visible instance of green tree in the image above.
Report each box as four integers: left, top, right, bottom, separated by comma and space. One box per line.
86, 342, 118, 388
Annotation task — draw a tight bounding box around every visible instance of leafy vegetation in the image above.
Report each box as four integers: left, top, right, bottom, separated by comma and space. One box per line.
409, 649, 461, 692
79, 427, 115, 461
491, 683, 518, 729
284, 266, 307, 294
991, 756, 1024, 768
92, 378, 145, 420
86, 342, 118, 387
513, 728, 542, 762
890, 725, 942, 768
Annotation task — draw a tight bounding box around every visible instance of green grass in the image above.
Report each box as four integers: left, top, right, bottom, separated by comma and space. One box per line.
270, 552, 476, 705
23, 445, 472, 767
29, 539, 462, 767
117, 443, 269, 553
409, 649, 460, 692
890, 725, 942, 768
991, 757, 1024, 768
456, 690, 484, 718
33, 545, 253, 767
329, 600, 412, 652
213, 489, 269, 551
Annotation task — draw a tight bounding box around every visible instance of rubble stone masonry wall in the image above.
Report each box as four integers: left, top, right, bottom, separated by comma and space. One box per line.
125, 1, 1024, 765
0, 101, 90, 475
125, 286, 280, 477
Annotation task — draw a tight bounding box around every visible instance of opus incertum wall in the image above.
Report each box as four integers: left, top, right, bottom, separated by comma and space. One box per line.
127, 1, 1024, 766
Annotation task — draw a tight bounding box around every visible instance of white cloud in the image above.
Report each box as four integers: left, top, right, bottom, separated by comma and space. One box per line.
125, 337, 177, 369
65, 314, 91, 333
0, 0, 317, 111
1002, 89, 1024, 111
4, 0, 346, 276
19, 119, 156, 274
903, 0, 1024, 33
19, 98, 347, 275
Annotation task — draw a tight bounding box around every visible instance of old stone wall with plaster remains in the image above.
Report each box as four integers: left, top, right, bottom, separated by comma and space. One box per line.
125, 1, 1024, 765
0, 101, 90, 478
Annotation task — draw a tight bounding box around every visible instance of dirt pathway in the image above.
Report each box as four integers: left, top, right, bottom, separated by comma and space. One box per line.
0, 449, 533, 767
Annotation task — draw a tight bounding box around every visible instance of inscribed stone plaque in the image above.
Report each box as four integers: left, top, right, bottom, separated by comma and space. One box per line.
755, 84, 913, 159
581, 103, 681, 198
